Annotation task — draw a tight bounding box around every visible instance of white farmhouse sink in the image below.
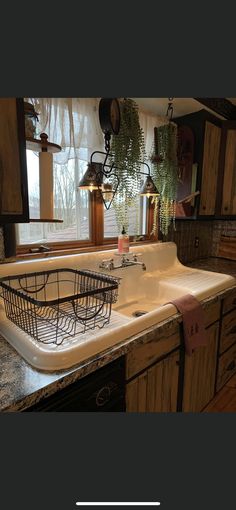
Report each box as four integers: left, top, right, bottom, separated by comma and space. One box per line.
0, 242, 235, 371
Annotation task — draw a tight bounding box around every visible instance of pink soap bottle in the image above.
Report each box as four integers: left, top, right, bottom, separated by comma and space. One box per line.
118, 226, 129, 254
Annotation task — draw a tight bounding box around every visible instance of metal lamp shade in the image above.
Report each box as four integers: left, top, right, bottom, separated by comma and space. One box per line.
78, 162, 103, 191
140, 175, 160, 197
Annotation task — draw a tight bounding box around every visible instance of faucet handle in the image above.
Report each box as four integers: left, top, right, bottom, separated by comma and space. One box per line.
133, 253, 142, 261
99, 258, 114, 270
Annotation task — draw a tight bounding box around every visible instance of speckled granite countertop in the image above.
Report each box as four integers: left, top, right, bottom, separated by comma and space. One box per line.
186, 256, 236, 278
1, 256, 236, 412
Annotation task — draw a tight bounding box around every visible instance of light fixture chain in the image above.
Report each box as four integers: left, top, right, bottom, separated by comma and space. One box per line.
166, 97, 174, 120
104, 132, 111, 153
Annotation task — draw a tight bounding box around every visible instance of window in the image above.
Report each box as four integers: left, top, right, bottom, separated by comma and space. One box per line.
103, 197, 149, 239
18, 151, 90, 245
17, 99, 159, 254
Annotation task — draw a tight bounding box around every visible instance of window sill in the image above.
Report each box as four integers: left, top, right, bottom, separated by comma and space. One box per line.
16, 239, 158, 261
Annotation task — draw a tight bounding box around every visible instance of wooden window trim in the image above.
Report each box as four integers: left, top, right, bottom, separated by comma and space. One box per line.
17, 192, 157, 259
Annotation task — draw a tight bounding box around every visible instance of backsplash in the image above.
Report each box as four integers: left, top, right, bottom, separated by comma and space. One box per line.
165, 220, 214, 263
212, 220, 236, 257
166, 219, 236, 263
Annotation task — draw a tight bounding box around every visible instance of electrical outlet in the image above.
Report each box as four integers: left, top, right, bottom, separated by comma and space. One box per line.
194, 236, 199, 248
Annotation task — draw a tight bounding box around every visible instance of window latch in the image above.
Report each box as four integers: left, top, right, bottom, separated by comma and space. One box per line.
29, 245, 51, 253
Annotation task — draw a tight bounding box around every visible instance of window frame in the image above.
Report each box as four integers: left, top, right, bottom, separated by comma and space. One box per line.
16, 191, 158, 258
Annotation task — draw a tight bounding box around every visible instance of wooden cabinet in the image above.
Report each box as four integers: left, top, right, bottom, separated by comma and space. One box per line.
199, 121, 221, 215
223, 290, 236, 314
126, 350, 179, 412
181, 300, 220, 412
125, 290, 236, 413
217, 342, 236, 391
125, 323, 180, 380
216, 289, 236, 391
175, 109, 222, 218
125, 323, 180, 412
0, 98, 29, 223
219, 309, 236, 354
219, 123, 236, 215
182, 322, 219, 412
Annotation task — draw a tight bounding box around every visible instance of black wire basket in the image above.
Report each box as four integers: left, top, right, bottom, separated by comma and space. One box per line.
0, 268, 121, 345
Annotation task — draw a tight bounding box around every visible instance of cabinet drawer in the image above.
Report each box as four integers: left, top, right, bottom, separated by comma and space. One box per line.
126, 350, 179, 412
223, 291, 236, 315
125, 324, 180, 380
220, 309, 236, 354
217, 343, 236, 391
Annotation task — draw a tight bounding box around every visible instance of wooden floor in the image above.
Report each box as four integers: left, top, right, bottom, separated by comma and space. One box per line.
203, 374, 236, 412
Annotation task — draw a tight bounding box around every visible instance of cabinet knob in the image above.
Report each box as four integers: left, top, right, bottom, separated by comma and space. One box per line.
224, 206, 228, 211
95, 385, 111, 407
202, 205, 206, 210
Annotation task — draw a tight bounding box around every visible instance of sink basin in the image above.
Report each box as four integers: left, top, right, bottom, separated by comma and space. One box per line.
0, 242, 235, 371
113, 279, 186, 317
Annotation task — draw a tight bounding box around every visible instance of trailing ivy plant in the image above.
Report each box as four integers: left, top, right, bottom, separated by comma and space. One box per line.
150, 122, 178, 236
110, 98, 145, 233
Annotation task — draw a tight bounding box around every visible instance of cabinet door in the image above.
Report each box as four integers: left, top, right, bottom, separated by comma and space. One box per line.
221, 128, 236, 215
219, 309, 236, 354
0, 98, 29, 222
199, 121, 221, 215
182, 322, 219, 412
217, 342, 236, 391
126, 350, 179, 412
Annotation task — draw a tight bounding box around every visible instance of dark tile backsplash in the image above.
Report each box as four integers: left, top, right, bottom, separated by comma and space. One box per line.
165, 219, 236, 264
212, 220, 236, 257
165, 220, 214, 263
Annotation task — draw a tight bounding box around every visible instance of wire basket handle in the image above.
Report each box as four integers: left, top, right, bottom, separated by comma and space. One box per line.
18, 273, 50, 294
71, 293, 106, 321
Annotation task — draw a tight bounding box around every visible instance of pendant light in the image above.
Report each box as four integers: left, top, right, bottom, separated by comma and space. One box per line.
139, 161, 160, 198
140, 175, 160, 197
78, 162, 104, 192
78, 98, 121, 210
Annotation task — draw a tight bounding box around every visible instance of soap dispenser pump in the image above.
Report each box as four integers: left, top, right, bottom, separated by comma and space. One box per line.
118, 226, 129, 254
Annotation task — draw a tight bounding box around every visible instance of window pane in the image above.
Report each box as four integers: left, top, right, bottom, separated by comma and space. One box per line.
104, 197, 148, 238
18, 151, 90, 244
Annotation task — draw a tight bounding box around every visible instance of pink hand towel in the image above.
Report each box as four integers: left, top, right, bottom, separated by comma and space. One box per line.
168, 294, 207, 355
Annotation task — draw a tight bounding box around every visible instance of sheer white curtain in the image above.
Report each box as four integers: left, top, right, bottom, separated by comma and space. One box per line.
21, 98, 105, 243
29, 97, 168, 164
29, 97, 104, 163
139, 110, 168, 160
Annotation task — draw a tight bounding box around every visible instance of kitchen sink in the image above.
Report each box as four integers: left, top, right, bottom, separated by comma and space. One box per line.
0, 242, 235, 371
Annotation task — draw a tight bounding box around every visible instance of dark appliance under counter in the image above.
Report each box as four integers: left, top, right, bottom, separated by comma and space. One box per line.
24, 357, 125, 412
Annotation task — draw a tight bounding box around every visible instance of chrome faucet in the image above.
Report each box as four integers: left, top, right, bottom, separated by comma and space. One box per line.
99, 258, 115, 271
99, 254, 146, 271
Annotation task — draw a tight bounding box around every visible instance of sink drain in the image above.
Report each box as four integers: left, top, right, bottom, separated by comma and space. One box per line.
132, 310, 147, 317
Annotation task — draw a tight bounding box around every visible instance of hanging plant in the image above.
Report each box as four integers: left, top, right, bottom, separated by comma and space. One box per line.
110, 98, 145, 233
150, 122, 178, 236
